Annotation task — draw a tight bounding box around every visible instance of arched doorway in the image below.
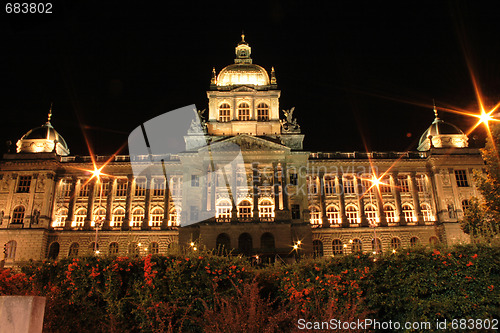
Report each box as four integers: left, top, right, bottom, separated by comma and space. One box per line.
216, 233, 231, 254
238, 233, 253, 256
48, 242, 60, 260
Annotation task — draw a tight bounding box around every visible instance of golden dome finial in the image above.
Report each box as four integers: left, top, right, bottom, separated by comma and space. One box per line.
433, 99, 439, 119
241, 31, 245, 43
47, 102, 53, 123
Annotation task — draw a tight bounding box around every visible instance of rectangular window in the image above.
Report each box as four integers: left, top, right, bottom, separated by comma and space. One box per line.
191, 175, 200, 187
325, 177, 336, 195
398, 176, 410, 192
291, 204, 301, 219
416, 175, 426, 192
380, 177, 391, 193
343, 177, 355, 194
190, 206, 199, 221
153, 179, 165, 196
135, 179, 146, 196
361, 179, 372, 193
79, 183, 90, 197
219, 109, 230, 122
455, 170, 469, 187
289, 173, 298, 186
17, 176, 32, 193
171, 177, 182, 197
61, 180, 72, 197
308, 177, 318, 195
116, 181, 128, 197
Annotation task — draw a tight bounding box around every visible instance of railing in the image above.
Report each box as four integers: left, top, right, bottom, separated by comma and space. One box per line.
309, 151, 427, 160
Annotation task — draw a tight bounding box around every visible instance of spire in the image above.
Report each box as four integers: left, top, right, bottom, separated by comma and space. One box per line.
47, 102, 53, 123
235, 33, 252, 64
270, 66, 277, 85
239, 31, 247, 45
433, 99, 439, 119
211, 67, 217, 85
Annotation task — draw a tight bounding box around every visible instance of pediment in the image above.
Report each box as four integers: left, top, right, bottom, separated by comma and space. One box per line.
199, 135, 289, 153
230, 86, 257, 92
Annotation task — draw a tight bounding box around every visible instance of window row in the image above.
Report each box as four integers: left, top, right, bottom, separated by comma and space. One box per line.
218, 102, 270, 122
309, 203, 434, 225
215, 199, 274, 220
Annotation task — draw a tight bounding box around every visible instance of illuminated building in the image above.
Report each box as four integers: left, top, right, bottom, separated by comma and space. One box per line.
0, 35, 484, 265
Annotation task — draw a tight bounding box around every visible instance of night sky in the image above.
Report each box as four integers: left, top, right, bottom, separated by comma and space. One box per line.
2, 1, 500, 156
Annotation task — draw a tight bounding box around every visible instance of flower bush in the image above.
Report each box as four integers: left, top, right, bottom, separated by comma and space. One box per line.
0, 244, 498, 332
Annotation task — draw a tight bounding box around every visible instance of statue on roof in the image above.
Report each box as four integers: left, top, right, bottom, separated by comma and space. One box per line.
281, 107, 300, 133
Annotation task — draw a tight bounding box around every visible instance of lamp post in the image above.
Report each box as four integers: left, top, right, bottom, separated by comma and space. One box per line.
94, 176, 104, 255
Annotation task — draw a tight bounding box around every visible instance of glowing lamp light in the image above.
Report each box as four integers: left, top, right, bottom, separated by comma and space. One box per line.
293, 244, 298, 250
349, 239, 353, 244
297, 240, 302, 245
343, 244, 347, 248
392, 249, 397, 254
138, 242, 142, 247
190, 242, 195, 247
372, 251, 377, 255
255, 255, 259, 260
95, 250, 100, 255
193, 247, 198, 251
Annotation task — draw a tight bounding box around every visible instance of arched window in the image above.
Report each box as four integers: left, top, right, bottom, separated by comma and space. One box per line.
238, 200, 252, 219
47, 242, 59, 260
402, 204, 415, 222
92, 207, 106, 227
216, 233, 231, 253
112, 208, 125, 227
150, 207, 163, 227
261, 232, 275, 249
53, 208, 68, 228
73, 208, 87, 228
420, 203, 434, 222
4, 240, 17, 259
109, 242, 119, 255
332, 239, 344, 255
128, 242, 140, 257
218, 103, 231, 122
11, 206, 25, 224
131, 207, 144, 227
169, 208, 180, 226
216, 199, 232, 220
68, 243, 79, 257
410, 237, 420, 247
351, 239, 363, 253
346, 205, 359, 224
326, 205, 340, 224
237, 103, 250, 121
149, 242, 159, 254
313, 240, 323, 258
256, 103, 269, 121
239, 233, 253, 256
309, 206, 321, 225
259, 199, 274, 219
390, 238, 401, 250
384, 204, 396, 223
429, 236, 439, 246
365, 204, 378, 224
372, 238, 382, 253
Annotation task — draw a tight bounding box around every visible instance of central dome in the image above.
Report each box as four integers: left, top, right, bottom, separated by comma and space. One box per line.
217, 64, 270, 86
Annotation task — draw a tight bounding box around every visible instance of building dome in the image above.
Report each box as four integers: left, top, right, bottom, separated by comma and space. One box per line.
217, 63, 270, 86
417, 108, 468, 151
16, 107, 70, 156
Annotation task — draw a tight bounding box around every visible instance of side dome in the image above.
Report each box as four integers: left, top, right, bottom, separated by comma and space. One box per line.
418, 110, 468, 151
16, 107, 70, 156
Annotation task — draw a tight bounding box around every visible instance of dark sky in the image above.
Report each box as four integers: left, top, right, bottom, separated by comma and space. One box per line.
2, 1, 500, 156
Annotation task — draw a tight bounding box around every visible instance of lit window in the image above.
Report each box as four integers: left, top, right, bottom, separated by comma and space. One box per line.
402, 204, 415, 222
416, 175, 426, 192
216, 200, 232, 221
326, 205, 340, 224
135, 179, 146, 197
308, 177, 318, 195
153, 179, 165, 196
365, 205, 378, 224
325, 176, 336, 195
351, 239, 362, 253
79, 183, 90, 197
455, 170, 469, 187
131, 208, 144, 227
346, 205, 359, 224
421, 203, 434, 222
116, 181, 128, 197
390, 238, 401, 250
259, 200, 274, 219
343, 177, 356, 194
398, 176, 410, 192
384, 204, 396, 222
238, 200, 252, 219
112, 208, 125, 227
17, 176, 32, 193
73, 208, 87, 228
219, 103, 231, 122
149, 242, 159, 254
379, 177, 391, 193
150, 208, 163, 227
61, 179, 72, 197
169, 208, 180, 226
53, 208, 68, 227
332, 239, 343, 255
237, 103, 250, 121
309, 206, 321, 225
256, 103, 269, 121
11, 206, 25, 224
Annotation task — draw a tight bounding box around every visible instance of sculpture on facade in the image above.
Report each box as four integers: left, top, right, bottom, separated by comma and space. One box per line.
281, 107, 300, 133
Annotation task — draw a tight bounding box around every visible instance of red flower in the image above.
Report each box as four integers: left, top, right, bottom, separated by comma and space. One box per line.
472, 254, 478, 259
466, 261, 473, 266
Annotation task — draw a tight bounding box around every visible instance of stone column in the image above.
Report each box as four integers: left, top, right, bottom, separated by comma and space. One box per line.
375, 186, 387, 227
210, 166, 216, 212
201, 163, 209, 213
426, 170, 440, 222
83, 179, 96, 231
230, 164, 238, 222
252, 162, 259, 221
103, 178, 114, 231
273, 162, 280, 210
142, 176, 152, 230
64, 176, 78, 230
391, 172, 405, 226
161, 175, 171, 230
410, 172, 424, 225
281, 162, 289, 211
357, 176, 368, 227
121, 175, 133, 231
319, 171, 327, 225
339, 174, 349, 228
